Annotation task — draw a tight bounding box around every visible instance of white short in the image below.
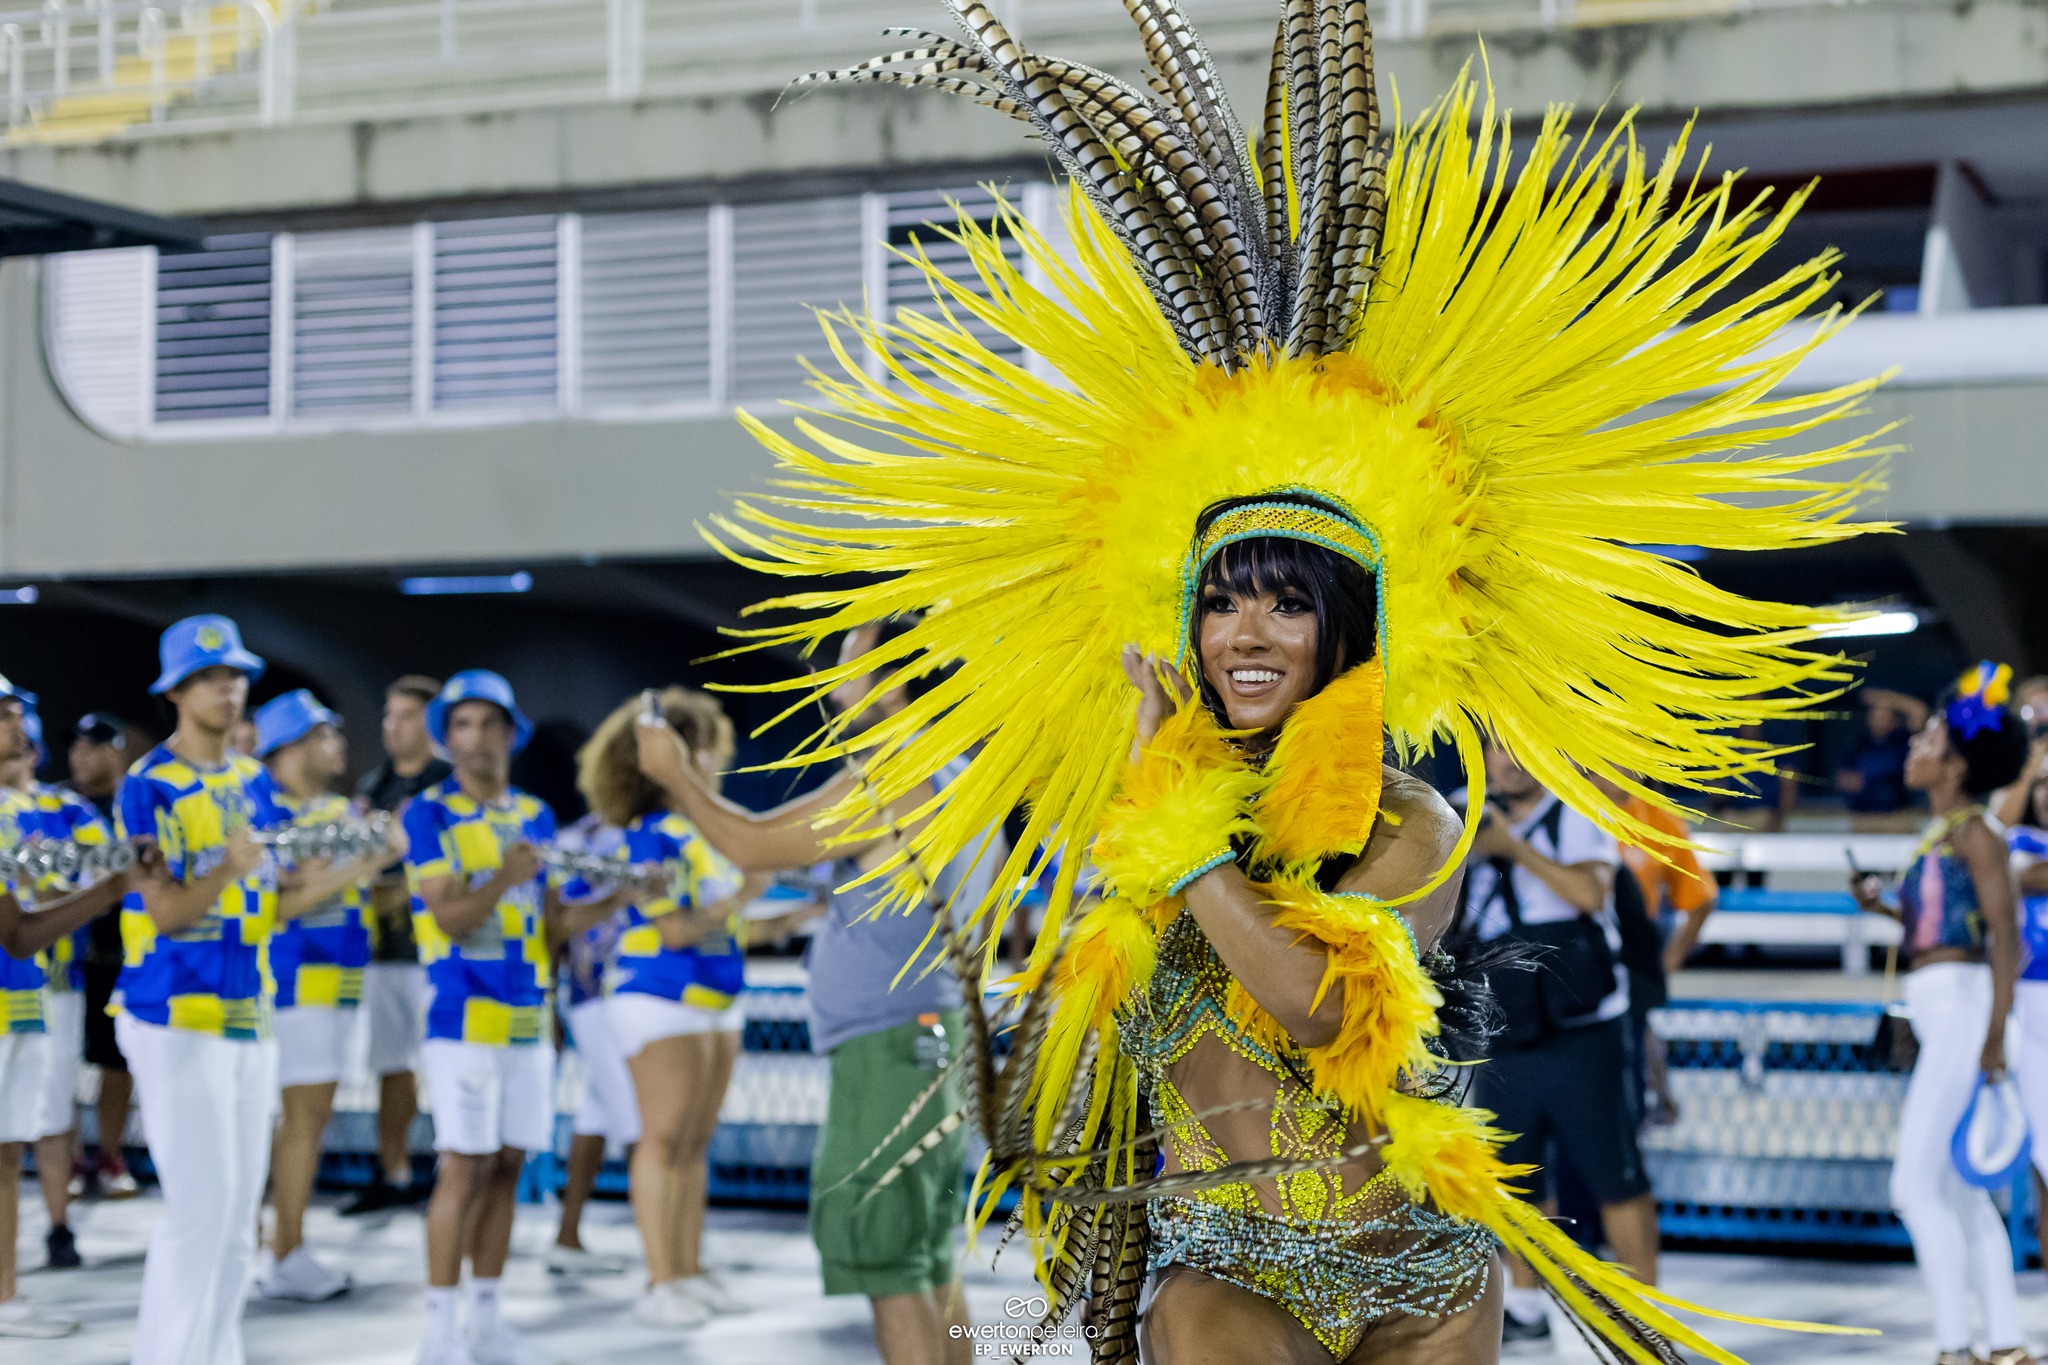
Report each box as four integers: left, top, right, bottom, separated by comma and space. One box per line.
421, 1039, 554, 1156
275, 1005, 354, 1089
40, 990, 83, 1138
568, 999, 641, 1147
608, 992, 744, 1061
0, 1030, 50, 1143
363, 963, 426, 1076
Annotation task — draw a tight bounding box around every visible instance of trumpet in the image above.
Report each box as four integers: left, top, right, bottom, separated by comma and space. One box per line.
253, 811, 396, 864
2, 837, 136, 898
538, 844, 669, 891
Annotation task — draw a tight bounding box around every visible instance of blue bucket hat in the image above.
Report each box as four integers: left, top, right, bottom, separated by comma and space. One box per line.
427, 670, 532, 753
253, 688, 341, 759
151, 614, 265, 695
0, 674, 37, 711
20, 706, 43, 765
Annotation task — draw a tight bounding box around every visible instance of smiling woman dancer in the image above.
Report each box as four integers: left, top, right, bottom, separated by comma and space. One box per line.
704, 0, 1895, 1360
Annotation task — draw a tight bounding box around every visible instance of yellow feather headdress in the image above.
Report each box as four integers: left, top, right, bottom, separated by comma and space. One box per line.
709, 1, 1889, 949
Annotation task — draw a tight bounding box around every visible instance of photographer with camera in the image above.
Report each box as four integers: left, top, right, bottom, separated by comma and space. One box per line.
1456, 743, 1657, 1345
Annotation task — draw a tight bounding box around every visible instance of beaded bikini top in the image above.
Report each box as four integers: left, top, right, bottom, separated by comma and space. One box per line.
1119, 910, 1385, 1222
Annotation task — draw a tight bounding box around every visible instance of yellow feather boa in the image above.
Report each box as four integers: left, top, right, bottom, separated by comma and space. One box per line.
1089, 702, 1260, 908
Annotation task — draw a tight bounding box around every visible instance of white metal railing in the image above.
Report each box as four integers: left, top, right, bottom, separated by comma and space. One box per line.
1, 0, 1891, 143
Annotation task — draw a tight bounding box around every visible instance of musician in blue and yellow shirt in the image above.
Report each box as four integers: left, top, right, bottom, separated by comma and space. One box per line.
114, 616, 378, 1365
577, 686, 763, 1323
0, 677, 128, 1339
4, 711, 118, 1277
253, 689, 402, 1305
404, 669, 634, 1365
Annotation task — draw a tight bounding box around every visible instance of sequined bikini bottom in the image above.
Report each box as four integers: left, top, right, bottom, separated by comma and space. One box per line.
1146, 1178, 1497, 1358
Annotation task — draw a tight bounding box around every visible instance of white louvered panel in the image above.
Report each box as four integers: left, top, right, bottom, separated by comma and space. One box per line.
154, 233, 274, 422
883, 185, 1029, 372
432, 216, 559, 412
730, 196, 865, 403
580, 210, 714, 408
292, 227, 416, 417
44, 248, 153, 441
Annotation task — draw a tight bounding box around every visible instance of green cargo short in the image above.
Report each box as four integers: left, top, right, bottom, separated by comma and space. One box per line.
809, 1010, 966, 1299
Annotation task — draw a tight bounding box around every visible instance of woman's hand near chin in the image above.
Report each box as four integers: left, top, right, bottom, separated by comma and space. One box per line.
1122, 643, 1194, 761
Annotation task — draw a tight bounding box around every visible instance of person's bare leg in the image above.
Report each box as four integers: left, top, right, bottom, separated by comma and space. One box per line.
96, 1068, 134, 1179
676, 1032, 735, 1278
1598, 1193, 1660, 1286
0, 1143, 20, 1303
554, 1133, 607, 1251
378, 1072, 418, 1188
425, 1152, 486, 1288
627, 1036, 695, 1286
33, 1132, 72, 1233
937, 1280, 972, 1365
1142, 1267, 1332, 1365
871, 1290, 945, 1365
272, 1081, 338, 1258
1345, 1265, 1503, 1365
466, 1148, 526, 1281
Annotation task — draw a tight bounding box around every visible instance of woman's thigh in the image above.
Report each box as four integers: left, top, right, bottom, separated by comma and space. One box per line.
628, 1035, 707, 1145
1141, 1267, 1336, 1365
685, 1032, 740, 1145
1344, 1267, 1501, 1365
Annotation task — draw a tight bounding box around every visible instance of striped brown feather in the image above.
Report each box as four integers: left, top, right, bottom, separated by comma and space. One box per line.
1087, 1184, 1148, 1364
1258, 19, 1297, 303
1034, 57, 1261, 353
1321, 1, 1384, 339
942, 0, 1219, 360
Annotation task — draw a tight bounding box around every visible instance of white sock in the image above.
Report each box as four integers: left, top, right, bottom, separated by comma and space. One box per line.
425, 1287, 460, 1338
468, 1277, 501, 1335
1504, 1285, 1548, 1324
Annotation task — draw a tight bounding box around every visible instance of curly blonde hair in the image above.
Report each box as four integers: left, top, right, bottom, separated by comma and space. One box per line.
577, 686, 736, 828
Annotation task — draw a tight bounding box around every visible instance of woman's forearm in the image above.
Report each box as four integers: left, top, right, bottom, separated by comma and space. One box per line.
1183, 865, 1339, 1047
656, 764, 863, 872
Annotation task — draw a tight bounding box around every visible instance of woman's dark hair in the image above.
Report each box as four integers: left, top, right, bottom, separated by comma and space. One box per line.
1191, 495, 1379, 717
1938, 695, 2028, 798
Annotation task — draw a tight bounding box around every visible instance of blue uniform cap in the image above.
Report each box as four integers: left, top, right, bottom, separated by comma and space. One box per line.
0, 674, 36, 711
253, 688, 342, 759
427, 669, 533, 754
151, 614, 265, 695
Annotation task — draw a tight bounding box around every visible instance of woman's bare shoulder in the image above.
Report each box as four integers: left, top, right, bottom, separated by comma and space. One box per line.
1378, 766, 1461, 858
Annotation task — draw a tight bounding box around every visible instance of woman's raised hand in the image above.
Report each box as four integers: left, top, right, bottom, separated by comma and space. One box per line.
1122, 643, 1194, 760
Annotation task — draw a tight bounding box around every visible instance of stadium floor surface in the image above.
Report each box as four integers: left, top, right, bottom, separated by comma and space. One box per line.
10, 1180, 2037, 1362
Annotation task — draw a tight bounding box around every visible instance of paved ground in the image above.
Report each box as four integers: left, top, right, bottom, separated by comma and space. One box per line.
9, 1181, 2039, 1363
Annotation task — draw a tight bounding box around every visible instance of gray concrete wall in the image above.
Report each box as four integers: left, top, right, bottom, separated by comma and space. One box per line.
3, 248, 2045, 581
2, 0, 2043, 221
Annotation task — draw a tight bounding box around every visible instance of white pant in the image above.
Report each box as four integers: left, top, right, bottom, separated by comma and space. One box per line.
0, 1030, 49, 1143
421, 1039, 554, 1155
568, 999, 640, 1147
2013, 980, 2048, 1185
275, 1005, 353, 1089
118, 1016, 279, 1365
38, 991, 82, 1138
1891, 962, 2024, 1354
607, 991, 743, 1060
363, 963, 426, 1076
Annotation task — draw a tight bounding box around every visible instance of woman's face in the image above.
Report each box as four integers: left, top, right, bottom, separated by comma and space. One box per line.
1904, 715, 1956, 792
1198, 577, 1321, 741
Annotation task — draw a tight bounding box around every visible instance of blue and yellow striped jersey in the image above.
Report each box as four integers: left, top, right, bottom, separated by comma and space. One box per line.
114, 745, 286, 1040
403, 780, 555, 1046
26, 785, 114, 993
271, 790, 374, 1010
0, 787, 44, 1033
608, 811, 748, 1011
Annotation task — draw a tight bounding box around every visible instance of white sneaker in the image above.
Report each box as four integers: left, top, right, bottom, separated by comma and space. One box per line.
0, 1296, 81, 1339
675, 1271, 747, 1315
542, 1244, 629, 1277
259, 1246, 354, 1302
631, 1282, 710, 1329
468, 1320, 551, 1365
416, 1329, 478, 1365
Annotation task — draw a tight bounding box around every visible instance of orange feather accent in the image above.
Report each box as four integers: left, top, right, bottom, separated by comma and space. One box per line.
1251, 658, 1385, 878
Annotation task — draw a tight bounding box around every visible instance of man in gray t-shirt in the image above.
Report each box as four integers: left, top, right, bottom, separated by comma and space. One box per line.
634, 620, 999, 1364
